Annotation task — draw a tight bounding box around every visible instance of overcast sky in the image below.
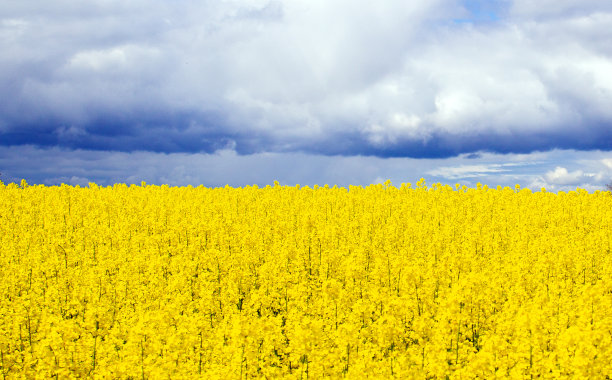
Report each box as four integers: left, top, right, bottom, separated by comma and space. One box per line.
1, 0, 612, 190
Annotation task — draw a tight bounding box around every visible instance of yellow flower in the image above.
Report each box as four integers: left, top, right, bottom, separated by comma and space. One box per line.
1, 181, 611, 377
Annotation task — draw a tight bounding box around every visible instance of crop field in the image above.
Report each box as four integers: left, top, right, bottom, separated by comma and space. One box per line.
1, 180, 612, 378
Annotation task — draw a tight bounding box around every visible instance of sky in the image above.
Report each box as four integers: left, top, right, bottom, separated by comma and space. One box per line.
1, 0, 612, 191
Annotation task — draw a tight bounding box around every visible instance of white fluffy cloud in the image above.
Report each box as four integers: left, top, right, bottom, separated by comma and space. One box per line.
544, 167, 586, 185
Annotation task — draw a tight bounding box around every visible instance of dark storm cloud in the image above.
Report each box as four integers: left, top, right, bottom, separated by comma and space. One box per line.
1, 0, 612, 158
1, 111, 238, 153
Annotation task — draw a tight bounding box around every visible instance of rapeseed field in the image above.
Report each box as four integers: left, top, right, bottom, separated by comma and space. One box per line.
1, 179, 611, 378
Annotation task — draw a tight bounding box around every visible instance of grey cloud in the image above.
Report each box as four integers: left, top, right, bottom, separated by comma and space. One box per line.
1, 1, 612, 159
2, 146, 612, 193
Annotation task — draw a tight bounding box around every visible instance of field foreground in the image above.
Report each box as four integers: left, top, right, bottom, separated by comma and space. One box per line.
1, 180, 612, 378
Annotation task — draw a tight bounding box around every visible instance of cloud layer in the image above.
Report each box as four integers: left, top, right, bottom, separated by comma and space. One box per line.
2, 0, 612, 158
2, 145, 611, 193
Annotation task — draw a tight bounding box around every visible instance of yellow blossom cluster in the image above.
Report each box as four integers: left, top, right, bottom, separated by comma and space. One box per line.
1, 179, 612, 378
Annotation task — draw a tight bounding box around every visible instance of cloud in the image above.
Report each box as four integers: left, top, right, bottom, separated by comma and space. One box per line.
427, 164, 508, 179
544, 166, 586, 185
510, 0, 612, 19
602, 158, 612, 170
2, 146, 611, 193
0, 0, 612, 160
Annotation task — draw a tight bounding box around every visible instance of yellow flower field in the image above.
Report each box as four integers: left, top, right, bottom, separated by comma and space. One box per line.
1, 179, 611, 378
